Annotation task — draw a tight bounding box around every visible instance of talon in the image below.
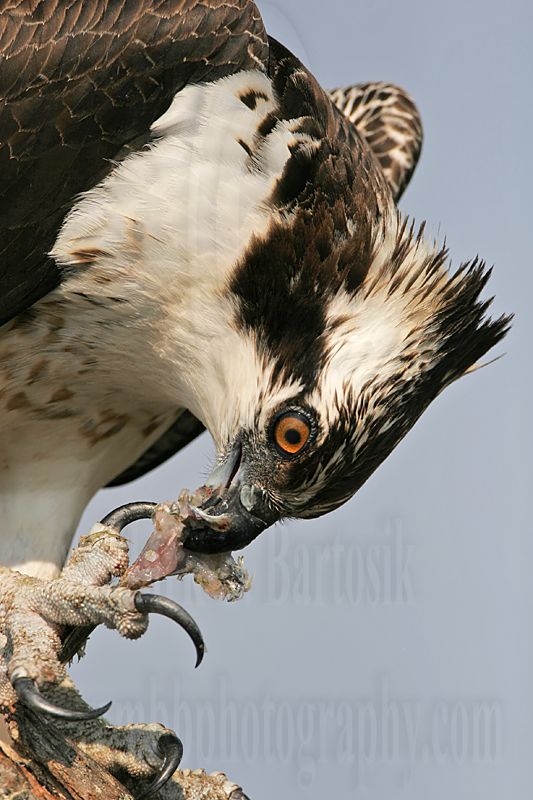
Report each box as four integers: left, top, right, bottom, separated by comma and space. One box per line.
137, 733, 183, 799
134, 593, 205, 667
13, 676, 111, 722
101, 502, 158, 533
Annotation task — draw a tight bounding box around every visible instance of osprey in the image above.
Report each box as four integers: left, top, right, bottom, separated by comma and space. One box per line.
0, 0, 510, 795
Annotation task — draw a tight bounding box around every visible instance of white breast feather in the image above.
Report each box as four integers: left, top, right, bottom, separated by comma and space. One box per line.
2, 71, 314, 575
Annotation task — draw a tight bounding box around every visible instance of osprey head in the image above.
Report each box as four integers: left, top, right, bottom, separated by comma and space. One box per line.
184, 207, 511, 554
179, 43, 510, 555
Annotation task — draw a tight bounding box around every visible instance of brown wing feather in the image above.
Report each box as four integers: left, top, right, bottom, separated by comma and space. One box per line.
329, 82, 423, 201
0, 0, 268, 325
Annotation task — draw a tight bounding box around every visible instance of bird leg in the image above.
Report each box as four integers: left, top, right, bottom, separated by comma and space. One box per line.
0, 492, 252, 797
0, 525, 203, 797
0, 526, 203, 710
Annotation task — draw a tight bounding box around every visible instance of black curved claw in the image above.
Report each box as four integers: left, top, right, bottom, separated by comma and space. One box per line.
137, 733, 183, 800
134, 593, 205, 668
13, 676, 111, 722
101, 502, 158, 533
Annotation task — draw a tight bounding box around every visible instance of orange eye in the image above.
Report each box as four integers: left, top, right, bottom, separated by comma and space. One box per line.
273, 412, 312, 456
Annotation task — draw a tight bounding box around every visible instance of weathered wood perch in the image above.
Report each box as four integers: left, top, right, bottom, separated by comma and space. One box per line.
0, 707, 248, 800
0, 709, 135, 799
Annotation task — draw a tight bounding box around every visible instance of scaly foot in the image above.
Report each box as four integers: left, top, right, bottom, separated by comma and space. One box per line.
0, 525, 204, 797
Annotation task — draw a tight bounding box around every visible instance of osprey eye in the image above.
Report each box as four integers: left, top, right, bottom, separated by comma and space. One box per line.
272, 412, 312, 456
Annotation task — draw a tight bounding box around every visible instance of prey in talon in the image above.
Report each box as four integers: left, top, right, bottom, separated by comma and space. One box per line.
0, 0, 510, 797
122, 488, 252, 602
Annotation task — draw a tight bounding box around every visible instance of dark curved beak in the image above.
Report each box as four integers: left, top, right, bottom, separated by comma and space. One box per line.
183, 442, 279, 554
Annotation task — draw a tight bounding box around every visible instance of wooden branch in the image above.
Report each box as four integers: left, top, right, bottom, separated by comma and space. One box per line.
0, 707, 246, 800
1, 708, 133, 800
0, 746, 55, 800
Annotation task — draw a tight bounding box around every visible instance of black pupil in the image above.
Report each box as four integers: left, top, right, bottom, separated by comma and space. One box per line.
284, 428, 302, 446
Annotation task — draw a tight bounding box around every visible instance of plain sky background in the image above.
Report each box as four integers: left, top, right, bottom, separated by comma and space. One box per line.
70, 2, 531, 798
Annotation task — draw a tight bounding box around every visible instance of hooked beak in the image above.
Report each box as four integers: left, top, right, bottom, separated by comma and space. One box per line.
183, 441, 279, 554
